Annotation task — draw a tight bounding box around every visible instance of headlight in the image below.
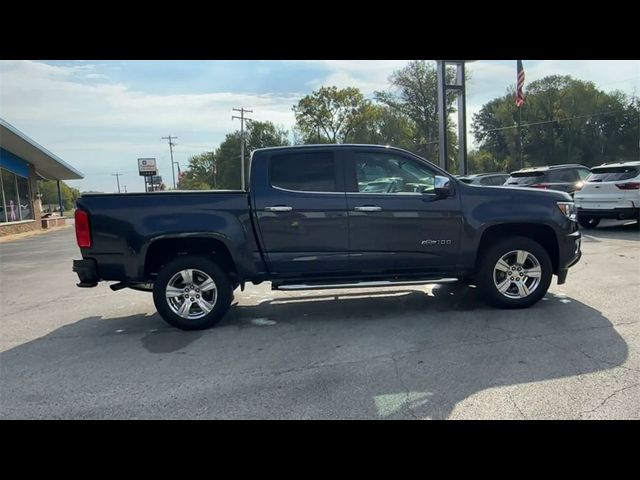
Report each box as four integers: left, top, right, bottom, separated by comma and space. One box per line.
557, 201, 577, 220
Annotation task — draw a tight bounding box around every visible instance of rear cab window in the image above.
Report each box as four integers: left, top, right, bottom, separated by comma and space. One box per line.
587, 166, 639, 182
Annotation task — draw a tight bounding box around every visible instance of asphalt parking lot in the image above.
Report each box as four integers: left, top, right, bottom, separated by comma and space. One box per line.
1, 221, 638, 419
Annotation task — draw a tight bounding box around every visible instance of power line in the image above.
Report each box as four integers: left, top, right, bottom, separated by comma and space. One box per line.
479, 109, 628, 135
232, 107, 252, 190
162, 135, 178, 189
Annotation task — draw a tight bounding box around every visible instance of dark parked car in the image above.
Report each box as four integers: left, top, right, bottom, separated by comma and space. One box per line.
73, 144, 582, 330
505, 164, 591, 195
457, 173, 510, 186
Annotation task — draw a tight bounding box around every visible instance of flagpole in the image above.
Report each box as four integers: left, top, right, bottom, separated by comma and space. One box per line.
518, 106, 523, 169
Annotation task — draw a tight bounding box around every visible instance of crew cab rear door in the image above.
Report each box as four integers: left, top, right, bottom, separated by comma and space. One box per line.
251, 148, 350, 276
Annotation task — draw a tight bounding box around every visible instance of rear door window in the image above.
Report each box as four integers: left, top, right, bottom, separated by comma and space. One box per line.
270, 152, 338, 192
587, 166, 639, 182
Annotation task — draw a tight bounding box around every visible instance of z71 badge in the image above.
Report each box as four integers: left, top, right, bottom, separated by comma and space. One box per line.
421, 239, 452, 246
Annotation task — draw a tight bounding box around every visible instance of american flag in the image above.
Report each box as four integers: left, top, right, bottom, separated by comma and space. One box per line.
516, 60, 525, 107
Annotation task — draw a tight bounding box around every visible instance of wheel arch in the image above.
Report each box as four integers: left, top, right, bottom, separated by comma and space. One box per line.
475, 223, 560, 274
144, 234, 239, 284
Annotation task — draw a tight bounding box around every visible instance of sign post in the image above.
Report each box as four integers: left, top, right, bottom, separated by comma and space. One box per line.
138, 158, 157, 192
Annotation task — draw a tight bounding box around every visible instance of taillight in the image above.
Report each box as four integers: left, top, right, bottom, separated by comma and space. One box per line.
531, 183, 550, 189
75, 209, 92, 248
615, 182, 640, 190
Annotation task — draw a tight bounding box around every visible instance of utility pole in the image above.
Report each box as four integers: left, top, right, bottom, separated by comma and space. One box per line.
112, 173, 122, 193
162, 135, 178, 189
232, 107, 252, 190
123, 185, 127, 193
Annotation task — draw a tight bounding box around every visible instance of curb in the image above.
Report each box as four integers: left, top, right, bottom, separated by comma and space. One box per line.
0, 223, 73, 244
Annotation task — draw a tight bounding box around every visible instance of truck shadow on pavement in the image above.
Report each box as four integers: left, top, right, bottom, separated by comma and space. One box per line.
222, 283, 631, 419
0, 283, 630, 419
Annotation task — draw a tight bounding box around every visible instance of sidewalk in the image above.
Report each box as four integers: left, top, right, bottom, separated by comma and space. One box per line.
0, 220, 72, 244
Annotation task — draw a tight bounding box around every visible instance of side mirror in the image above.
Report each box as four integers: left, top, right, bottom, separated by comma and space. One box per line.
433, 175, 453, 198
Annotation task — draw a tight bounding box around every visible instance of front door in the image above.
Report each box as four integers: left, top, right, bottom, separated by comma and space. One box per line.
345, 148, 462, 275
252, 148, 349, 277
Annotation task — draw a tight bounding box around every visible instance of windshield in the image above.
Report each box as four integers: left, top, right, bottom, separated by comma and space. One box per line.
587, 166, 638, 182
505, 172, 544, 185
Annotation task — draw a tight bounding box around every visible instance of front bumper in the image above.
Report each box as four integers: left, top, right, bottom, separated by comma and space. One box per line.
577, 207, 639, 220
73, 259, 99, 287
556, 229, 582, 285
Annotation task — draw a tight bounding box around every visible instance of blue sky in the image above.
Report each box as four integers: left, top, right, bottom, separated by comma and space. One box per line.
1, 60, 638, 193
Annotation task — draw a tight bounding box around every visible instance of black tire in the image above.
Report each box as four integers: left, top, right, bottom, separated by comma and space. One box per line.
578, 216, 600, 229
152, 255, 233, 330
477, 236, 553, 309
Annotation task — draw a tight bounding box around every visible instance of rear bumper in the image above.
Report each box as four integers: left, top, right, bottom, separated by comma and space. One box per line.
556, 229, 582, 285
73, 259, 99, 287
577, 207, 639, 220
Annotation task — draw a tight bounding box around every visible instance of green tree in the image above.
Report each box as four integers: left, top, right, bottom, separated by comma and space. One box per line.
374, 60, 460, 164
216, 120, 290, 190
177, 120, 289, 190
38, 180, 80, 211
467, 149, 503, 173
347, 104, 415, 150
293, 86, 376, 144
177, 152, 215, 190
472, 75, 639, 170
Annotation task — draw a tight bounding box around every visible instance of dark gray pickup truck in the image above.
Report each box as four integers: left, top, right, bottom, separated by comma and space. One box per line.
73, 144, 582, 330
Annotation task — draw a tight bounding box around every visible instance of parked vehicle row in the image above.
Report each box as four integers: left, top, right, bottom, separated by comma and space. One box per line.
461, 162, 639, 229
574, 161, 640, 229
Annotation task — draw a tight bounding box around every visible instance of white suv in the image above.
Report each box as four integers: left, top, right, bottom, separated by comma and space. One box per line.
574, 161, 640, 229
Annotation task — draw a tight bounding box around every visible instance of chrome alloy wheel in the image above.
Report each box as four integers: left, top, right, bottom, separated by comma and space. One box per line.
165, 269, 218, 319
492, 250, 542, 299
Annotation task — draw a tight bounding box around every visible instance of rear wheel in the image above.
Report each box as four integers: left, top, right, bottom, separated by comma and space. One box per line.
578, 216, 600, 229
153, 255, 233, 330
477, 236, 552, 309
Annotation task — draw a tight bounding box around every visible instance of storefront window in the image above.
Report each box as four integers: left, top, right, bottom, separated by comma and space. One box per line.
0, 173, 6, 223
17, 175, 33, 220
1, 168, 33, 223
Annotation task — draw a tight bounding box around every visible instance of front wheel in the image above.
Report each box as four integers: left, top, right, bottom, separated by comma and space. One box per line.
152, 255, 233, 330
477, 236, 553, 309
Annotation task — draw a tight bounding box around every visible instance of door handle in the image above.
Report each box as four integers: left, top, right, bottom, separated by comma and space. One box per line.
264, 206, 293, 212
354, 206, 382, 212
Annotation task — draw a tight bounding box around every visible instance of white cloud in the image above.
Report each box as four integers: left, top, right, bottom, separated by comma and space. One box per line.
1, 60, 637, 190
302, 60, 412, 95
0, 60, 300, 192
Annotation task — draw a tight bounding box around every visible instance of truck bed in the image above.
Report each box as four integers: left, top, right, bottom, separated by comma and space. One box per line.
76, 190, 259, 283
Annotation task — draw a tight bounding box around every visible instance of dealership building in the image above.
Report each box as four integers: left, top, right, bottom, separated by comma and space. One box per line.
0, 118, 84, 236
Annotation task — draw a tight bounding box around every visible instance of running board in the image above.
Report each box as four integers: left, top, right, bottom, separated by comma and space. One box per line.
273, 278, 459, 291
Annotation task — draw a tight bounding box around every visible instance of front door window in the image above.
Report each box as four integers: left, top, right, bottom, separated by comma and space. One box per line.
355, 152, 435, 194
